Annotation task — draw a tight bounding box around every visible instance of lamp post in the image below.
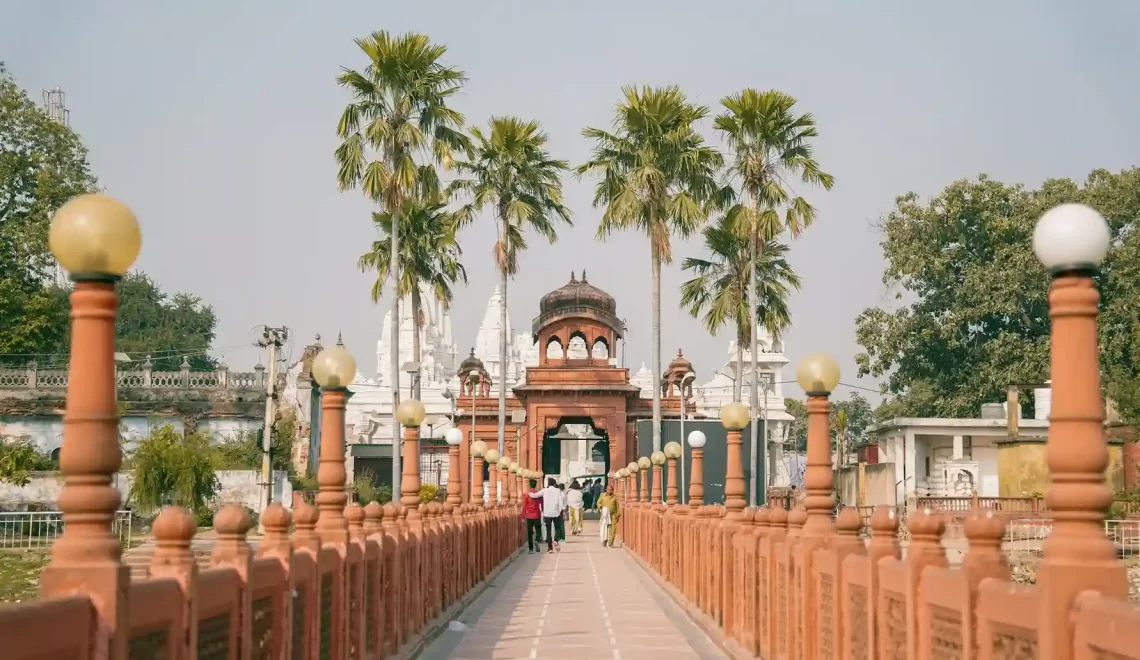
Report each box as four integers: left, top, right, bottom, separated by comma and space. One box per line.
650, 451, 666, 503
687, 431, 706, 507
445, 428, 464, 506
1031, 203, 1127, 657
396, 398, 427, 520
471, 440, 487, 507
39, 194, 141, 657
483, 448, 500, 506
663, 442, 682, 505
311, 345, 357, 544
638, 456, 651, 503
497, 455, 511, 505
680, 370, 696, 502
719, 400, 750, 635
795, 353, 840, 539
508, 461, 519, 504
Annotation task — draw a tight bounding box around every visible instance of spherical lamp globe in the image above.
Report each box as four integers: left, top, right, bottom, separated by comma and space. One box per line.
395, 399, 426, 427
796, 353, 840, 396
617, 468, 628, 478
498, 455, 511, 469
687, 430, 707, 448
650, 451, 666, 466
637, 456, 651, 470
471, 440, 487, 458
1033, 203, 1111, 273
509, 463, 519, 474
663, 441, 682, 459
445, 428, 463, 446
720, 401, 750, 430
484, 448, 500, 465
627, 461, 639, 473
49, 194, 142, 278
311, 346, 357, 389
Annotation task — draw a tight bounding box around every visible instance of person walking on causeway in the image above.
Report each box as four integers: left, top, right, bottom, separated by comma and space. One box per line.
529, 477, 563, 553
521, 478, 543, 554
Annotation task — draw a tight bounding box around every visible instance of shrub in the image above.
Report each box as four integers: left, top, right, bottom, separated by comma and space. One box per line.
0, 438, 55, 486
418, 484, 440, 504
353, 469, 392, 505
126, 426, 220, 516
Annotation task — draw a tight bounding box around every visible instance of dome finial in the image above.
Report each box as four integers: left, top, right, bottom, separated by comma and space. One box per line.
336, 331, 344, 346
581, 269, 587, 282
570, 271, 577, 283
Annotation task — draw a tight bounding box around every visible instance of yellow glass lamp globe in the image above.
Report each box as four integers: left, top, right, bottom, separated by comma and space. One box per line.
651, 451, 666, 466
509, 464, 519, 474
617, 468, 628, 478
483, 448, 500, 464
663, 441, 682, 459
395, 399, 426, 427
311, 346, 357, 389
49, 194, 142, 278
627, 461, 638, 473
637, 456, 651, 470
498, 455, 511, 469
720, 401, 750, 430
796, 353, 841, 395
471, 440, 487, 458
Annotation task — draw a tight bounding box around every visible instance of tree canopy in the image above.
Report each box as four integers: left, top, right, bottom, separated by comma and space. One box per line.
0, 66, 219, 370
855, 169, 1140, 423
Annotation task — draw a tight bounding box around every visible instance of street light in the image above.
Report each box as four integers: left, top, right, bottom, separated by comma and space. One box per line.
663, 441, 682, 505
795, 353, 840, 540
650, 451, 666, 503
1032, 204, 1123, 627
445, 428, 464, 506
680, 370, 696, 501
396, 398, 427, 515
472, 441, 488, 505
686, 430, 706, 507
41, 194, 141, 614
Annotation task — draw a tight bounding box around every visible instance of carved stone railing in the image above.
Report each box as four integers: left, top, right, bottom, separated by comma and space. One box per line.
0, 498, 523, 658
0, 358, 265, 392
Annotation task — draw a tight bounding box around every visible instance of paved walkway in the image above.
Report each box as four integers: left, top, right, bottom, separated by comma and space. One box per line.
422, 520, 724, 659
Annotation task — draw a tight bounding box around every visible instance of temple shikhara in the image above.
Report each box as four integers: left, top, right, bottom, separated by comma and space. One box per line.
282, 272, 797, 490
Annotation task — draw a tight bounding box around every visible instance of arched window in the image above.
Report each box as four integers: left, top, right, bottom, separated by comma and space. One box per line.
591, 338, 609, 360
545, 337, 564, 360
567, 333, 588, 360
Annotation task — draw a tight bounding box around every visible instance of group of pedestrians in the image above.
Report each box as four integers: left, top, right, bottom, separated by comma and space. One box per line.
521, 477, 622, 552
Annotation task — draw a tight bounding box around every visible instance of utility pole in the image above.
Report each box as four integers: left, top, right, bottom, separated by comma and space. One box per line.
258, 326, 288, 512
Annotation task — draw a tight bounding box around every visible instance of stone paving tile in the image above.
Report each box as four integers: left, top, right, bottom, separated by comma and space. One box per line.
420, 521, 724, 659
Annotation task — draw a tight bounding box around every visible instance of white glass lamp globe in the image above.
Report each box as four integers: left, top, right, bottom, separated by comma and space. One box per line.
687, 430, 707, 448
311, 346, 357, 389
49, 194, 142, 277
651, 451, 666, 466
445, 428, 463, 446
796, 353, 841, 395
720, 401, 750, 430
471, 440, 487, 458
483, 448, 500, 464
637, 456, 651, 470
395, 399, 426, 427
663, 441, 683, 459
1033, 203, 1111, 272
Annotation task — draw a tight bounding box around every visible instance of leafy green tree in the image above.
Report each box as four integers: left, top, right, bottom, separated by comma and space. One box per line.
781, 392, 871, 454
0, 438, 55, 486
358, 197, 467, 397
783, 397, 808, 452
855, 169, 1140, 422
714, 89, 833, 433
451, 116, 571, 452
0, 63, 97, 360
126, 425, 220, 516
680, 217, 801, 401
578, 86, 723, 451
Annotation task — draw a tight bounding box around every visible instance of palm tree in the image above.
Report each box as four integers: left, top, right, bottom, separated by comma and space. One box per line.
680, 217, 801, 402
450, 116, 572, 455
578, 85, 725, 452
358, 197, 468, 398
334, 31, 469, 497
714, 89, 833, 501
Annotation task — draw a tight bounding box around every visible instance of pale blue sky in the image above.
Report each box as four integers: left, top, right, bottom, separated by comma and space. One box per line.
4, 1, 1139, 400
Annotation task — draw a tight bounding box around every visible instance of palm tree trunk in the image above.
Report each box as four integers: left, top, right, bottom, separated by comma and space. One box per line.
749, 222, 760, 507
651, 250, 662, 453
390, 209, 402, 501
733, 325, 744, 403
411, 291, 422, 400
498, 214, 508, 457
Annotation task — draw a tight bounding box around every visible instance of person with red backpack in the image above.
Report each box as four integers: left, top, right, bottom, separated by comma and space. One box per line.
521, 477, 543, 553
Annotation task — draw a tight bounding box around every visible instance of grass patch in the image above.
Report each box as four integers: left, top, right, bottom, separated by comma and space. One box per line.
0, 550, 50, 603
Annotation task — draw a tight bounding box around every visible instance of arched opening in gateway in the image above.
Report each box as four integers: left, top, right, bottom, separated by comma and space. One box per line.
541, 416, 609, 481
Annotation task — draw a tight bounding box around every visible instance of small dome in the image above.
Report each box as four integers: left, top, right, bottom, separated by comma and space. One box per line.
539, 271, 617, 316
459, 348, 485, 374
667, 349, 693, 373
